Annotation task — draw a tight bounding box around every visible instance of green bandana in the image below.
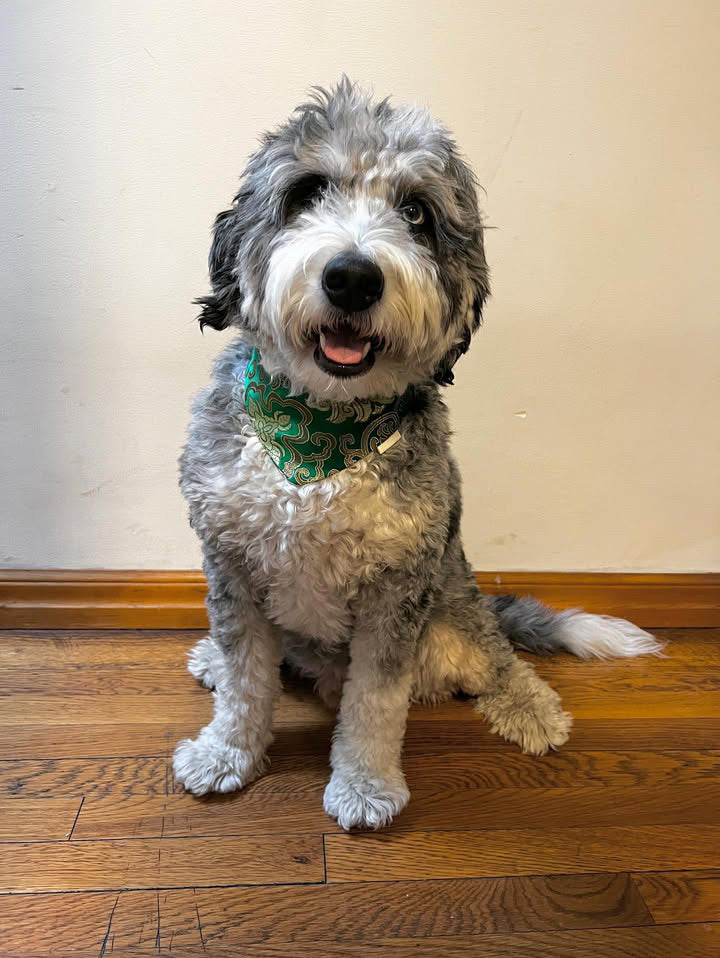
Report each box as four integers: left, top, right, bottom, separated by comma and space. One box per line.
243, 349, 405, 485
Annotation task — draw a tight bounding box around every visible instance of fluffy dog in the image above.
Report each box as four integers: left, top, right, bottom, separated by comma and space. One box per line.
174, 80, 661, 829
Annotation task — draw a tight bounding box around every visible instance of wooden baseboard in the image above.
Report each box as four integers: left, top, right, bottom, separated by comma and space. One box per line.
0, 570, 718, 630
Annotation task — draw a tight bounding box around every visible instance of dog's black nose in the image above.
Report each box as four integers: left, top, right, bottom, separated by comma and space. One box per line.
322, 253, 384, 313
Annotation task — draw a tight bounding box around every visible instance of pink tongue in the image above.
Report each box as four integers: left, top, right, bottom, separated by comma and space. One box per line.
321, 330, 368, 365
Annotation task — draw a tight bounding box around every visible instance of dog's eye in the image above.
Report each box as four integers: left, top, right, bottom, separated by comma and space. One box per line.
399, 200, 427, 227
284, 174, 329, 218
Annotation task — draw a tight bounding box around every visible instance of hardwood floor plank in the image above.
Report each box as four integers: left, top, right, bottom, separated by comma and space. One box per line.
0, 758, 168, 798
157, 873, 651, 949
9, 668, 719, 721
0, 834, 323, 893
0, 690, 331, 728
392, 783, 720, 831
634, 870, 720, 924
0, 724, 191, 759
402, 749, 720, 790
325, 824, 720, 883
0, 632, 201, 667
0, 667, 212, 696
72, 791, 335, 839
73, 782, 719, 840
403, 717, 720, 752
0, 694, 213, 726
4, 686, 718, 728
166, 747, 720, 795
636, 629, 720, 666
537, 690, 720, 719
97, 924, 720, 958
3, 716, 720, 760
0, 890, 159, 956
0, 796, 83, 840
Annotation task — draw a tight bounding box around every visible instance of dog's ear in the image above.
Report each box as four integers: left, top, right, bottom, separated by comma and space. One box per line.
434, 271, 490, 386
433, 150, 490, 385
196, 207, 243, 331
433, 323, 472, 387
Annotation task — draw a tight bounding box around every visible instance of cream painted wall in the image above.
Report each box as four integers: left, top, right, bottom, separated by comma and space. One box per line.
2, 0, 718, 571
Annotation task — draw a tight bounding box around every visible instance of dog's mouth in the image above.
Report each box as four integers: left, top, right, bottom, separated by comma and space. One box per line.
313, 323, 378, 378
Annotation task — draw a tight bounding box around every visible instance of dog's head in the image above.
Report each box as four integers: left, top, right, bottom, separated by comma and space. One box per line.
198, 78, 489, 399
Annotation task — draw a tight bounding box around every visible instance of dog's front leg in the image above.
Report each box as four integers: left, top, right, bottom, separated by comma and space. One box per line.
173, 557, 281, 795
323, 570, 431, 830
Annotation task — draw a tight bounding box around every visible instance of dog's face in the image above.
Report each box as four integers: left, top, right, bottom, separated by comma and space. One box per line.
198, 80, 489, 400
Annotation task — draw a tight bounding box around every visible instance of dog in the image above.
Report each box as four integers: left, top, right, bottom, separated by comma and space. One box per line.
173, 79, 662, 829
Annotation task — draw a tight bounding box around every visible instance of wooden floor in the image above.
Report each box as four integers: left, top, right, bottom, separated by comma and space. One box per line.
1, 629, 718, 957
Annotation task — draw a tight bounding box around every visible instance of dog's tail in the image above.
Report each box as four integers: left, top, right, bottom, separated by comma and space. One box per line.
489, 594, 664, 659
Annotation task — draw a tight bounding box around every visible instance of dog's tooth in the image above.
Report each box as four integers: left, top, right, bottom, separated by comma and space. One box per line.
361, 340, 371, 358
320, 332, 328, 351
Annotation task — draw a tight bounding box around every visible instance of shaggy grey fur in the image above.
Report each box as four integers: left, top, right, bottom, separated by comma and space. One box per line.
174, 80, 661, 829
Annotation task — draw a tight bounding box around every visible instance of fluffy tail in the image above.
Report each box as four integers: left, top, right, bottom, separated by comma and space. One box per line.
489, 594, 664, 660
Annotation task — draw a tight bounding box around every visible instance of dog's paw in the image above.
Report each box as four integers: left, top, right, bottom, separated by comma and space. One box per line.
187, 636, 219, 689
479, 687, 573, 755
323, 771, 410, 830
173, 730, 265, 795
475, 662, 573, 756
504, 700, 573, 756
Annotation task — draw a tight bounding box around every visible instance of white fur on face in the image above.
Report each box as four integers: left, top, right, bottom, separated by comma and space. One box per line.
257, 189, 453, 400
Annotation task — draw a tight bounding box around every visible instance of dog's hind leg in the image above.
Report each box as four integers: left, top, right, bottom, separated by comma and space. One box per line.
187, 636, 223, 689
423, 549, 572, 754
418, 610, 572, 755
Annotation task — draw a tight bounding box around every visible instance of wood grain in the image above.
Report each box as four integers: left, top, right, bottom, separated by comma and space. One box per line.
0, 797, 83, 840
3, 716, 720, 760
477, 572, 720, 627
158, 873, 652, 948
0, 570, 209, 629
192, 747, 720, 794
83, 924, 720, 958
402, 749, 720, 790
402, 717, 720, 752
70, 783, 720, 840
633, 870, 720, 924
0, 723, 192, 760
72, 790, 336, 839
0, 890, 160, 956
392, 783, 720, 831
2, 570, 717, 628
0, 626, 718, 956
0, 758, 169, 798
0, 881, 674, 958
0, 834, 323, 893
325, 824, 720, 882
0, 631, 200, 667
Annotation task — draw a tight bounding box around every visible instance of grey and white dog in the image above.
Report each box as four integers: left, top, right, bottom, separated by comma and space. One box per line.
174, 80, 661, 829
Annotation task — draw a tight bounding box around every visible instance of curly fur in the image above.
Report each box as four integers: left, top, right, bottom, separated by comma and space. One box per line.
174, 80, 662, 829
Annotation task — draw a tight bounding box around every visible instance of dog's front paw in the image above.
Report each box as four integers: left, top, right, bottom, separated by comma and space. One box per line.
173, 729, 266, 795
323, 771, 409, 830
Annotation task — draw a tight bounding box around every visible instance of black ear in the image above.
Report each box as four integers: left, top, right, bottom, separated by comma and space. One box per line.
195, 207, 243, 331
433, 322, 472, 386
434, 284, 489, 386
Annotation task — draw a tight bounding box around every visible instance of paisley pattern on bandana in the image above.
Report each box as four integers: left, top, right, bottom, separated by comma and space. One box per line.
243, 349, 405, 485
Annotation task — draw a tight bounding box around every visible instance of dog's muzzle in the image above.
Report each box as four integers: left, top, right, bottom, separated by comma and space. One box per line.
315, 252, 384, 378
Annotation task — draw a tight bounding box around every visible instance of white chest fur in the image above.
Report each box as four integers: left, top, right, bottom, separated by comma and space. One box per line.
206, 437, 424, 643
